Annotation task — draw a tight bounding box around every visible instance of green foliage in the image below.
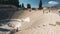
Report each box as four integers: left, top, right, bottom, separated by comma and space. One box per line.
39, 0, 43, 9
27, 4, 31, 8
19, 4, 21, 8
0, 0, 19, 7
22, 3, 25, 8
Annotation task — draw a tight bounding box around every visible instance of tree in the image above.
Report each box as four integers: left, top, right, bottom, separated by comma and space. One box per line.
15, 0, 19, 7
8, 0, 19, 7
39, 0, 43, 9
13, 0, 19, 7
19, 4, 21, 8
27, 4, 31, 8
0, 0, 19, 7
21, 3, 25, 8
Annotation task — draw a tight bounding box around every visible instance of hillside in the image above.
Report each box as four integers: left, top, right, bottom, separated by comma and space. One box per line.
0, 7, 60, 34
10, 9, 60, 34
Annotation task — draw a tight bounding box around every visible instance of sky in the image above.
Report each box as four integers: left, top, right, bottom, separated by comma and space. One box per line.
19, 0, 60, 8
